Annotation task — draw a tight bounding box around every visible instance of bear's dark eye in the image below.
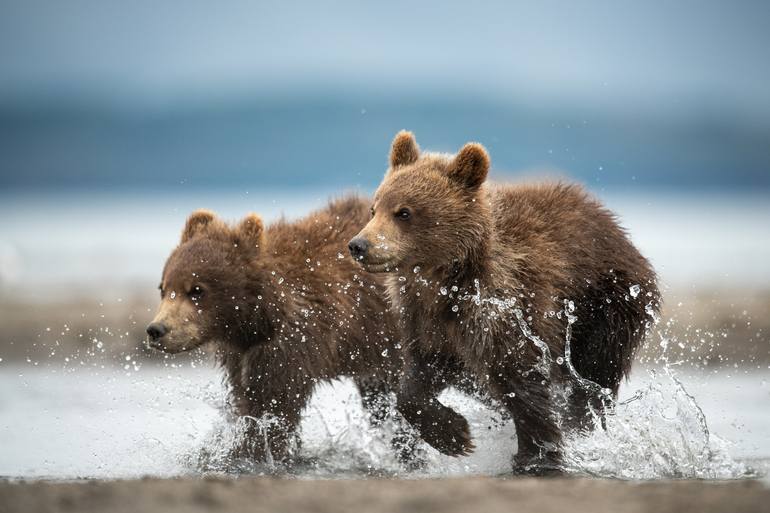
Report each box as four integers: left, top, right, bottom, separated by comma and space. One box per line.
189, 285, 205, 302
395, 208, 411, 221
370, 206, 375, 218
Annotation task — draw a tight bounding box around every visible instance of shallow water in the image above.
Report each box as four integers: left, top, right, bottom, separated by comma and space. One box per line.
0, 361, 767, 480
1, 189, 768, 480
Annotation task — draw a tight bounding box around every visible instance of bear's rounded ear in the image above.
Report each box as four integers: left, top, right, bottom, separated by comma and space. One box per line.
237, 213, 265, 249
389, 130, 420, 170
446, 142, 490, 191
181, 209, 217, 243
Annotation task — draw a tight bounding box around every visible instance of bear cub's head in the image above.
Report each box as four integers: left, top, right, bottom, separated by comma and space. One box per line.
349, 131, 491, 274
146, 210, 264, 353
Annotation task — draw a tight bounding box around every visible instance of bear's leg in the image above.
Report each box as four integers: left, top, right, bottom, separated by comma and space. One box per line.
232, 377, 311, 466
234, 406, 303, 466
396, 349, 474, 457
355, 376, 393, 427
491, 362, 564, 475
562, 382, 609, 433
354, 375, 427, 467
564, 289, 650, 432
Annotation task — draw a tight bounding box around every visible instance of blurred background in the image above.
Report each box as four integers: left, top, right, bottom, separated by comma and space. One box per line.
2, 1, 770, 481
0, 0, 768, 365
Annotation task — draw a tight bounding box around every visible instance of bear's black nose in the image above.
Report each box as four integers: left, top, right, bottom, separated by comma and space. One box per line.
348, 237, 369, 260
146, 322, 167, 341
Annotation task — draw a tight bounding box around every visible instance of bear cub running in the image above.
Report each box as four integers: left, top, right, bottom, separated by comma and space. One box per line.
349, 131, 659, 473
147, 197, 403, 463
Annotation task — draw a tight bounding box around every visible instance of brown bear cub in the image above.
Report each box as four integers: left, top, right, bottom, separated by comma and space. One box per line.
349, 131, 660, 473
146, 196, 404, 464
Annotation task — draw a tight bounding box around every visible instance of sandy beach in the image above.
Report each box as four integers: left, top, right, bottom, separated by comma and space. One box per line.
2, 476, 769, 513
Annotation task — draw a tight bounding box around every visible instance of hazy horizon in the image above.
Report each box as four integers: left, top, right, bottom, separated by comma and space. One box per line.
2, 1, 769, 191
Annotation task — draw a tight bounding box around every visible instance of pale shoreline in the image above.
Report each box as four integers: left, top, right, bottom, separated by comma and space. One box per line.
1, 476, 769, 513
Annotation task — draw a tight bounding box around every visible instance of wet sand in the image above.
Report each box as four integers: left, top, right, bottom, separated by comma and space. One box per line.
1, 476, 768, 513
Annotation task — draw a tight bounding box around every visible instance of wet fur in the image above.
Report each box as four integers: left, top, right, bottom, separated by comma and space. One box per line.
352, 133, 660, 472
157, 196, 404, 462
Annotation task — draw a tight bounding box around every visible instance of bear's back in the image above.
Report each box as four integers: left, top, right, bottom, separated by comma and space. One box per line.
264, 195, 370, 263
487, 181, 655, 292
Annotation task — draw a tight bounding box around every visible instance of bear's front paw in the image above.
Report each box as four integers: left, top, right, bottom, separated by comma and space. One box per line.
420, 408, 475, 457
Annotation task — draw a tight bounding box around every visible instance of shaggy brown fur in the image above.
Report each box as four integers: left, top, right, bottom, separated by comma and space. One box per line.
349, 131, 660, 473
147, 196, 404, 463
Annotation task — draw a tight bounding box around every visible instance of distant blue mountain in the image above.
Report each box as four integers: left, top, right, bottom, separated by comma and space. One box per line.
1, 94, 768, 191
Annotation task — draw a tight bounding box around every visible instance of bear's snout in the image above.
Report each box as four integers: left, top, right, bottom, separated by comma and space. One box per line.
348, 237, 369, 260
146, 322, 168, 343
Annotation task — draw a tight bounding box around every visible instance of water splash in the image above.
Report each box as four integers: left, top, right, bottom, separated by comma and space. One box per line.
564, 368, 750, 479
184, 379, 519, 478
0, 279, 760, 480
180, 366, 752, 480
175, 292, 755, 481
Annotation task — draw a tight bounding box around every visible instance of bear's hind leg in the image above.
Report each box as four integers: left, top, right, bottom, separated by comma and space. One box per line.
492, 360, 564, 475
